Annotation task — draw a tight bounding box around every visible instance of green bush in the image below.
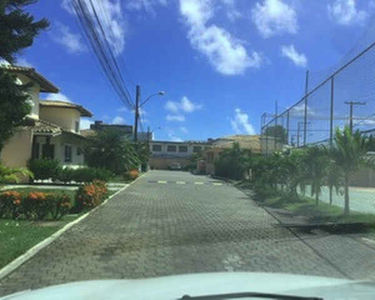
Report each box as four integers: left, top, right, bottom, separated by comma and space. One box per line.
57, 167, 75, 183
72, 168, 95, 183
27, 159, 60, 181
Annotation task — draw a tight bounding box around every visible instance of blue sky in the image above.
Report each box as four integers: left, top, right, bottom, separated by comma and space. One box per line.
16, 0, 375, 141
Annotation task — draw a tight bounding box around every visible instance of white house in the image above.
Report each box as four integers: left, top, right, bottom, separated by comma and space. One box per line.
0, 64, 93, 181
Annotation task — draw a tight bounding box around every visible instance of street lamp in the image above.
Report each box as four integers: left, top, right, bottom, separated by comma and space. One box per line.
134, 85, 165, 142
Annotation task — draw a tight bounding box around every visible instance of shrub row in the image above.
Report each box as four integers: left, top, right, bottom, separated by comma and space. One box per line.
28, 159, 113, 183
123, 169, 139, 181
74, 180, 108, 212
0, 191, 71, 220
0, 181, 109, 220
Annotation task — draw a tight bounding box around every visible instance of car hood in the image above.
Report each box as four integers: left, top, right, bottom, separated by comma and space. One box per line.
1, 272, 375, 300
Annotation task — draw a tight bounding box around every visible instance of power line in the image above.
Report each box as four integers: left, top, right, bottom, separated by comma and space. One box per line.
72, 0, 134, 109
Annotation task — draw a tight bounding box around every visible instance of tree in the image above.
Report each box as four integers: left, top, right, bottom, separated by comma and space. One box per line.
330, 127, 375, 215
300, 146, 329, 206
84, 129, 140, 175
0, 0, 49, 150
264, 125, 288, 144
214, 142, 252, 180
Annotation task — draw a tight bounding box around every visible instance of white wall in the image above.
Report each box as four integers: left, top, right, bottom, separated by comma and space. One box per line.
149, 142, 209, 157
16, 73, 40, 119
1, 128, 33, 169
39, 107, 81, 133
35, 135, 85, 168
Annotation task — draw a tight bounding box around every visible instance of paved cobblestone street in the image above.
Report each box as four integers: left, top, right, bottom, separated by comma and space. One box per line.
1, 170, 375, 296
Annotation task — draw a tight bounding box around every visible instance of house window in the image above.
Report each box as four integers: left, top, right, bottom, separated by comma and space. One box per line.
65, 145, 72, 162
193, 146, 202, 153
33, 142, 40, 159
152, 145, 162, 152
42, 144, 54, 159
75, 121, 79, 133
204, 146, 212, 151
167, 145, 177, 152
179, 146, 188, 153
77, 147, 82, 156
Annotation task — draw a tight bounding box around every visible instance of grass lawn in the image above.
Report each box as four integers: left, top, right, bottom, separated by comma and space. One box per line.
262, 193, 375, 226
0, 215, 79, 269
0, 187, 117, 270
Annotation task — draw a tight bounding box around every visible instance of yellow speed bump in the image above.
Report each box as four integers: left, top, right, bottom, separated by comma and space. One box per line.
158, 181, 167, 184
194, 182, 204, 185
176, 181, 186, 184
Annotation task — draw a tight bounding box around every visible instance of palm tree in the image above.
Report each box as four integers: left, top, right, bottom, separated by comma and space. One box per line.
84, 129, 140, 175
0, 163, 33, 185
300, 146, 329, 206
330, 126, 375, 215
215, 142, 252, 180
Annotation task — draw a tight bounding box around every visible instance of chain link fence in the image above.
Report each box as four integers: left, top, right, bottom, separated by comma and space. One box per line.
261, 29, 375, 154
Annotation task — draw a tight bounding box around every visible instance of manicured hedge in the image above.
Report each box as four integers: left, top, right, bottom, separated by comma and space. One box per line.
74, 180, 108, 212
28, 159, 113, 183
0, 191, 71, 220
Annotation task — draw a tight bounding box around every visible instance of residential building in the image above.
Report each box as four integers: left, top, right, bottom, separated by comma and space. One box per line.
204, 135, 261, 175
81, 120, 152, 141
149, 140, 212, 169
0, 65, 93, 181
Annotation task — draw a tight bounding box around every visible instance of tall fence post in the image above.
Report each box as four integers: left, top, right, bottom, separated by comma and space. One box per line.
303, 70, 309, 146
330, 76, 334, 148
286, 110, 290, 145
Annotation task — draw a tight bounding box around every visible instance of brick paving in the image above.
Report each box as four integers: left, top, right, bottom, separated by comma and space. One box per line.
1, 170, 374, 296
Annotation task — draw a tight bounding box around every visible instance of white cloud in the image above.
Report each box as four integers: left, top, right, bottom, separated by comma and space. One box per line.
289, 104, 315, 116
126, 0, 168, 14
61, 0, 126, 55
165, 101, 180, 113
221, 0, 242, 22
328, 0, 368, 26
281, 44, 307, 67
251, 0, 298, 38
52, 22, 86, 54
42, 93, 72, 103
230, 108, 255, 134
16, 58, 33, 68
166, 114, 185, 122
180, 126, 189, 134
181, 96, 202, 112
180, 0, 262, 75
167, 129, 183, 141
112, 116, 126, 124
80, 118, 94, 130
165, 96, 202, 113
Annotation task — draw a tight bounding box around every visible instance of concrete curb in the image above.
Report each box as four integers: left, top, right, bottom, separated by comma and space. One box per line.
0, 174, 147, 281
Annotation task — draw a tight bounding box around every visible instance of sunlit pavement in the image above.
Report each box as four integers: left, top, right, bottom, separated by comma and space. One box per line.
1, 170, 375, 296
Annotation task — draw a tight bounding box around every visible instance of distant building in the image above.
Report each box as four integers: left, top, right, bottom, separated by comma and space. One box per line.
204, 135, 261, 175
149, 140, 212, 170
81, 121, 152, 141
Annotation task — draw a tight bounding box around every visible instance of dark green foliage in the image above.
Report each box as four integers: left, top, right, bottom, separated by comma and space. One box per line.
27, 159, 60, 181
0, 0, 49, 64
0, 70, 31, 151
0, 0, 49, 150
84, 129, 140, 175
214, 142, 252, 180
264, 125, 288, 144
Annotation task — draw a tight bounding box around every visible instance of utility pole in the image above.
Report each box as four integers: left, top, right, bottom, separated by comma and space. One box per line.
134, 85, 140, 142
344, 101, 366, 133
297, 121, 310, 147
303, 70, 309, 146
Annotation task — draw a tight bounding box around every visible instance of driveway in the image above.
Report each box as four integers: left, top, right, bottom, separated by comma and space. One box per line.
1, 170, 375, 296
